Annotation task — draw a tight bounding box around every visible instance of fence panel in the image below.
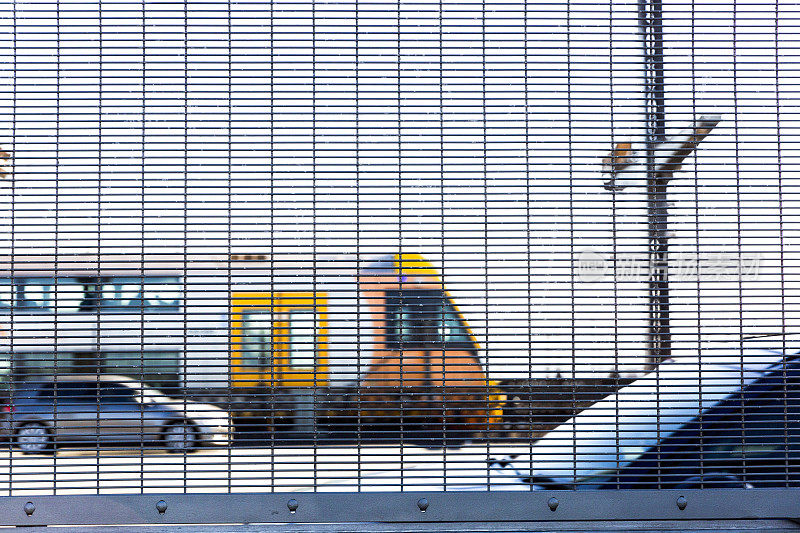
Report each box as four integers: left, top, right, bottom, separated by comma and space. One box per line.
0, 0, 797, 525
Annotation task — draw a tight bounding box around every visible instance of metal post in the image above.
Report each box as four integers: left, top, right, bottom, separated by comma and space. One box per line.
639, 0, 670, 365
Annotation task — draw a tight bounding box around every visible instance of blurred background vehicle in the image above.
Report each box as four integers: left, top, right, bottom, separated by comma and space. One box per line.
5, 374, 230, 454
0, 253, 505, 447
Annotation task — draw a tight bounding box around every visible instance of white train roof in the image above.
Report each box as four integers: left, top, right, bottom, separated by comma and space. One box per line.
0, 252, 432, 278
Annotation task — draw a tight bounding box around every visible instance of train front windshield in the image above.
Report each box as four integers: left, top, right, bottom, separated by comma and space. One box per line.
384, 290, 472, 350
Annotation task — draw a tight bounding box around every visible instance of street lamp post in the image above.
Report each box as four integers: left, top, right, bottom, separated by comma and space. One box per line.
603, 115, 721, 368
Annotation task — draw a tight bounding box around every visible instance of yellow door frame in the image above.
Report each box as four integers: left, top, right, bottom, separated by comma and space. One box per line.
231, 293, 275, 388
231, 292, 329, 388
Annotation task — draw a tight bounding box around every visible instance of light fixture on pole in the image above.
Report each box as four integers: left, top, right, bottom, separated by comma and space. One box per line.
0, 148, 10, 180
603, 115, 721, 192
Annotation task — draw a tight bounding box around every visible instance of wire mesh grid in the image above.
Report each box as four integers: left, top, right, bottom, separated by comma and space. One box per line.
0, 0, 797, 512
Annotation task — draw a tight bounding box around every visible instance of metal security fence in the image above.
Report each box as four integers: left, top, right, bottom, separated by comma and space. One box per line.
0, 0, 797, 525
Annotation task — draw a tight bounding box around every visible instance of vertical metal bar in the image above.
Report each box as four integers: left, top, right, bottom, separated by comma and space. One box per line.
8, 0, 15, 495
354, 0, 362, 492
268, 0, 276, 494
96, 0, 103, 493
54, 0, 60, 495
609, 0, 620, 489
182, 0, 189, 490
566, 0, 576, 489
268, 0, 276, 490
691, 0, 704, 489
775, 0, 789, 488
396, 0, 404, 490
226, 0, 233, 493
311, 0, 318, 492
139, 0, 146, 488
732, 0, 747, 489
524, 0, 533, 484
481, 0, 489, 489
438, 0, 447, 482
638, 0, 670, 366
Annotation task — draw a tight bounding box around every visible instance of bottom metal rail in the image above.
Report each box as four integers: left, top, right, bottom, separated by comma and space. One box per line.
12, 519, 800, 533
0, 489, 797, 526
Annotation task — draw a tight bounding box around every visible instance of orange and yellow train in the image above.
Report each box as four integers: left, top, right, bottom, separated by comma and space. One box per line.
0, 252, 504, 443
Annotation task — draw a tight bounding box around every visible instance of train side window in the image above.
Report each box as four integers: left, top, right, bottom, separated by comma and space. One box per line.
99, 276, 180, 312
14, 352, 79, 379
12, 278, 85, 312
10, 352, 180, 394
142, 279, 180, 310
288, 309, 316, 368
16, 279, 53, 310
241, 311, 273, 368
102, 351, 181, 393
55, 280, 85, 312
0, 281, 11, 310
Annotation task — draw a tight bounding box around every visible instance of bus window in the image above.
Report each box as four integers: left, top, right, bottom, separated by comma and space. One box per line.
241, 311, 272, 368
288, 309, 316, 368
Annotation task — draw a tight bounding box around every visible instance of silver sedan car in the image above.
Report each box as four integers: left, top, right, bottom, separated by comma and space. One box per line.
4, 375, 230, 454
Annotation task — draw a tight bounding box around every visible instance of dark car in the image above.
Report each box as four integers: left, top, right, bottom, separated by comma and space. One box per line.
5, 375, 230, 454
600, 360, 800, 489
497, 356, 800, 491
486, 352, 800, 491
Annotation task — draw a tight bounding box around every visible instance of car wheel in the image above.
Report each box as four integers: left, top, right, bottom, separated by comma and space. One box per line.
163, 420, 199, 453
15, 423, 53, 454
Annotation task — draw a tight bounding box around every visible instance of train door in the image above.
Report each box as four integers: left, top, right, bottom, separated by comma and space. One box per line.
231, 293, 329, 389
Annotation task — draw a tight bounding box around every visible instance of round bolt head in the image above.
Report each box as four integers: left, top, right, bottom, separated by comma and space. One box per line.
417, 498, 429, 512
676, 495, 687, 511
23, 502, 35, 516
548, 497, 559, 511
156, 500, 167, 515
287, 499, 299, 513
